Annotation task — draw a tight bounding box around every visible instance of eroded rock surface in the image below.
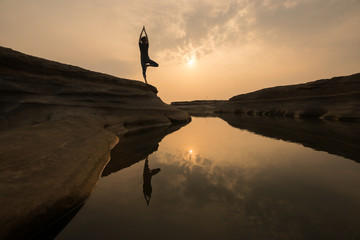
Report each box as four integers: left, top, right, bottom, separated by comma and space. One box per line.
172, 73, 360, 121
222, 73, 360, 120
0, 46, 190, 239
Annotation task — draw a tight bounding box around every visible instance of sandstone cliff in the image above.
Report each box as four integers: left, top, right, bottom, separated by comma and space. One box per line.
0, 46, 190, 239
172, 73, 360, 121
222, 73, 360, 120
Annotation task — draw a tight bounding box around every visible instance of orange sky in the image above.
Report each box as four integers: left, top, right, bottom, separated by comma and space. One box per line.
1, 0, 359, 103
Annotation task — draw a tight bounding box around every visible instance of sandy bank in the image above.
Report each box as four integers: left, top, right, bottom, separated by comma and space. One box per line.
0, 46, 190, 239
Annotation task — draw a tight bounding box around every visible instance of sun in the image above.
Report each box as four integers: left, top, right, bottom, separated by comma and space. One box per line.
188, 58, 195, 65
187, 55, 196, 65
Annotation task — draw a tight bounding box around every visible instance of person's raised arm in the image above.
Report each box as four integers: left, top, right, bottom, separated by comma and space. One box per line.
139, 31, 142, 42
143, 26, 148, 43
139, 26, 145, 42
143, 26, 148, 38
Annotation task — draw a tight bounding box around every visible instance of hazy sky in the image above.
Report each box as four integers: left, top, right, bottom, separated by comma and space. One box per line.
1, 0, 359, 102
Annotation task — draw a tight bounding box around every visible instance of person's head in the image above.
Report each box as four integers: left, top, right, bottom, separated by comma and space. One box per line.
140, 36, 148, 44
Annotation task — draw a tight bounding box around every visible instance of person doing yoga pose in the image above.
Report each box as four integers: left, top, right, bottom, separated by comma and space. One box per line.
139, 26, 159, 84
143, 156, 161, 206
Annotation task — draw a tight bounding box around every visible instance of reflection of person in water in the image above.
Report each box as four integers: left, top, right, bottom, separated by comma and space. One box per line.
139, 26, 159, 84
143, 156, 161, 206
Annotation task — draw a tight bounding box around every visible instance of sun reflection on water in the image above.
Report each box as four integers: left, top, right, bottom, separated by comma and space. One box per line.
185, 148, 195, 162
180, 148, 199, 166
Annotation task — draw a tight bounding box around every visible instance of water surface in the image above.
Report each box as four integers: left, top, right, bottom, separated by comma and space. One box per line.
57, 117, 360, 240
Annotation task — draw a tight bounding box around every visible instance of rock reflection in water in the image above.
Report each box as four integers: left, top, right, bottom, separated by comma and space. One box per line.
46, 122, 186, 239
102, 123, 187, 177
219, 114, 360, 163
57, 118, 360, 240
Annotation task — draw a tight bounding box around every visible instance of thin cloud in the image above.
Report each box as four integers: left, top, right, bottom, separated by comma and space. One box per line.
151, 0, 360, 66
151, 1, 248, 64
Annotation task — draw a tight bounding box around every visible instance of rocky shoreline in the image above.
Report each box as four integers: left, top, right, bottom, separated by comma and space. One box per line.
0, 46, 190, 239
1, 45, 359, 239
172, 73, 360, 121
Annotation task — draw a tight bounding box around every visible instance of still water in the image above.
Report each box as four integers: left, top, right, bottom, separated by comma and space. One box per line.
57, 117, 360, 240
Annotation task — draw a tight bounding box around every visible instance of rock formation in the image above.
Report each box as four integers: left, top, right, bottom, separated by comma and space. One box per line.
0, 46, 190, 239
172, 73, 360, 121
171, 100, 226, 117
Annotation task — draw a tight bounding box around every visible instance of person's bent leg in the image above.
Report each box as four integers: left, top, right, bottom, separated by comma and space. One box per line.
147, 59, 159, 67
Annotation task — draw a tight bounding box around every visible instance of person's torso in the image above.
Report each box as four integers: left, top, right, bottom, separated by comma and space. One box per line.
139, 42, 149, 58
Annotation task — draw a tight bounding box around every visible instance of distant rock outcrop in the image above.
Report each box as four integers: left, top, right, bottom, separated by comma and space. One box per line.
171, 100, 227, 117
0, 46, 190, 239
172, 73, 360, 121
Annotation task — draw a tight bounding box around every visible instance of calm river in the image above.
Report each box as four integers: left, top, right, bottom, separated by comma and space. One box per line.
56, 117, 360, 240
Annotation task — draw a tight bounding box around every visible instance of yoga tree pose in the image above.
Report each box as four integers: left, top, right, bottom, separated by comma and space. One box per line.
143, 156, 161, 206
139, 26, 159, 84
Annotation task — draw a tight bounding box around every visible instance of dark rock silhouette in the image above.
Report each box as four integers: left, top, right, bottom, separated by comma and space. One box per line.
0, 46, 190, 240
172, 73, 360, 121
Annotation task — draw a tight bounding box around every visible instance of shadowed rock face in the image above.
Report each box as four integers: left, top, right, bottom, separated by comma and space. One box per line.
172, 73, 360, 121
0, 46, 190, 239
222, 73, 360, 120
0, 46, 190, 130
26, 124, 187, 239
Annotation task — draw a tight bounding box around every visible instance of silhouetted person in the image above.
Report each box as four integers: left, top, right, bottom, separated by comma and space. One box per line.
143, 156, 161, 206
139, 26, 159, 84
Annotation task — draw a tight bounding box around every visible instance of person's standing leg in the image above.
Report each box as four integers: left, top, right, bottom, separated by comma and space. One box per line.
141, 59, 147, 83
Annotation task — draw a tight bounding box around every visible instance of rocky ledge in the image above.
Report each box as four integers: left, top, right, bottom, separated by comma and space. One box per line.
172, 73, 360, 121
0, 46, 190, 239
